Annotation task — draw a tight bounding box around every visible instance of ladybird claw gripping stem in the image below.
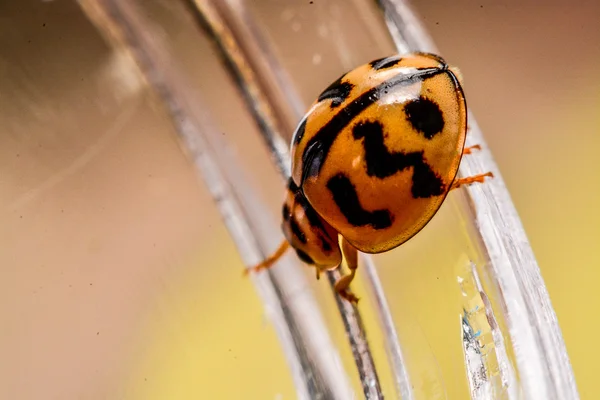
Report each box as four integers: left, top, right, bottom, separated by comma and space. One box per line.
463, 144, 482, 155
247, 53, 493, 302
334, 238, 360, 303
450, 172, 494, 190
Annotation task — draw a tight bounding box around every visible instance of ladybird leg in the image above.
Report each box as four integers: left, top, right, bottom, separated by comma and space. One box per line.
334, 238, 360, 303
463, 144, 481, 155
243, 240, 290, 276
450, 172, 494, 191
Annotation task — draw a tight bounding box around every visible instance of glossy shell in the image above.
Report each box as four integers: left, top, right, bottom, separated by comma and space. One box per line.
290, 53, 467, 254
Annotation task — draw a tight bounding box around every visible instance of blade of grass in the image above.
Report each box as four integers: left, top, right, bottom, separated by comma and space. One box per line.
182, 1, 388, 398
375, 0, 579, 398
77, 1, 355, 398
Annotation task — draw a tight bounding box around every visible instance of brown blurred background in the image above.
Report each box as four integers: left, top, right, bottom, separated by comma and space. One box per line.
0, 0, 598, 399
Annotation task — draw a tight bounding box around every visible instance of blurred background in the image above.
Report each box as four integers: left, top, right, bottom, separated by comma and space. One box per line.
0, 0, 598, 399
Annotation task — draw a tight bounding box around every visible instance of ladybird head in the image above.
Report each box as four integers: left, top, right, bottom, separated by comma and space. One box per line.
281, 178, 342, 269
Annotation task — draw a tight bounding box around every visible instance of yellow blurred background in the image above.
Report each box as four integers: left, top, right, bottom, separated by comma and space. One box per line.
0, 0, 598, 399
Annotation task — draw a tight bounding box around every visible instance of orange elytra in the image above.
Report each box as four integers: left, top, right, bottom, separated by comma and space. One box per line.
247, 52, 493, 302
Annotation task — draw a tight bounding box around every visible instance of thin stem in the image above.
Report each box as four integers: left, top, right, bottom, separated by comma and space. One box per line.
362, 254, 414, 400
183, 0, 385, 398
181, 0, 292, 178
327, 269, 382, 399
77, 1, 354, 398
375, 0, 579, 398
470, 262, 519, 399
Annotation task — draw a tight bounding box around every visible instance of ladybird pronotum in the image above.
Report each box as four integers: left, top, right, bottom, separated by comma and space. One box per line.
247, 52, 493, 303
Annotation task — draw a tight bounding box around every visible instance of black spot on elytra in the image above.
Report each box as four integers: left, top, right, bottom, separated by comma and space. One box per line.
370, 56, 402, 70
404, 97, 445, 139
412, 161, 446, 198
317, 74, 354, 108
352, 120, 445, 198
369, 57, 386, 68
327, 173, 392, 229
290, 218, 307, 244
301, 68, 444, 184
293, 117, 307, 145
295, 249, 315, 264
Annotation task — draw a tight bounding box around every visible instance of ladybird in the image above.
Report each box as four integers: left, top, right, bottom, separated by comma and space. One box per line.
247, 52, 493, 302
